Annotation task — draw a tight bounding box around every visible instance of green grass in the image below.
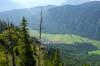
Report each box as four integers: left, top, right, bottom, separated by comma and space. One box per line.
29, 29, 100, 49
88, 50, 100, 55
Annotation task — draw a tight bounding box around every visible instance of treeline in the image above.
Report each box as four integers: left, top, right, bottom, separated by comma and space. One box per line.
0, 20, 9, 33
0, 17, 62, 66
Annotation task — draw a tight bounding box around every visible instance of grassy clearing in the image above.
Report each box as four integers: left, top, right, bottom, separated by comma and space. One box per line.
29, 29, 100, 49
88, 50, 100, 55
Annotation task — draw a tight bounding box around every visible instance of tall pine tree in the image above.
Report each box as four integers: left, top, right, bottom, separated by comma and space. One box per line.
20, 17, 36, 66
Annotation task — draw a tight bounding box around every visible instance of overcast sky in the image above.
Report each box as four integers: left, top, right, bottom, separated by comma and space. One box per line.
0, 0, 100, 12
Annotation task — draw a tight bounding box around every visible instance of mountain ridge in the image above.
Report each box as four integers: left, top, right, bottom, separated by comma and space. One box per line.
0, 1, 100, 40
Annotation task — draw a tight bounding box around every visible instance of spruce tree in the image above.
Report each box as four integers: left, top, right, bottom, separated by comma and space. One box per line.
54, 48, 62, 66
45, 48, 62, 66
20, 17, 36, 66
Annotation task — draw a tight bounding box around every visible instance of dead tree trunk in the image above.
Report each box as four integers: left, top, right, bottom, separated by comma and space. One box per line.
38, 8, 43, 66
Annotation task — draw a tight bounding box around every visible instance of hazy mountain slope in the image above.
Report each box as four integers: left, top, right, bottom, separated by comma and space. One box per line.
43, 1, 100, 40
0, 5, 55, 26
0, 1, 100, 40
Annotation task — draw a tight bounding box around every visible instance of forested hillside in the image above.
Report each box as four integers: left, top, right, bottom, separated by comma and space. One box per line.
0, 17, 100, 66
0, 18, 62, 66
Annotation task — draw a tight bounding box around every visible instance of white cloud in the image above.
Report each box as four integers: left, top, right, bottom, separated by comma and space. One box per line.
10, 0, 100, 8
10, 0, 37, 7
63, 0, 100, 5
10, 0, 66, 8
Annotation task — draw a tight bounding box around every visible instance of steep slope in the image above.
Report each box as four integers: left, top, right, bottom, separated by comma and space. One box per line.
43, 1, 100, 40
0, 1, 100, 40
